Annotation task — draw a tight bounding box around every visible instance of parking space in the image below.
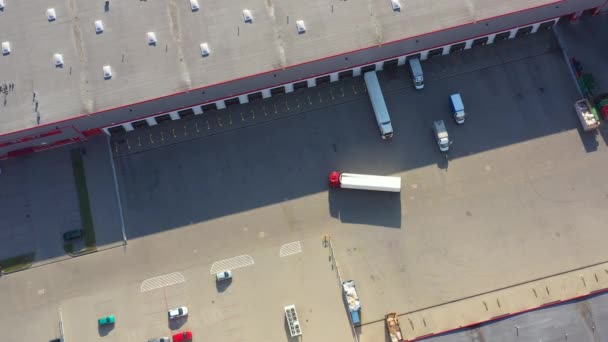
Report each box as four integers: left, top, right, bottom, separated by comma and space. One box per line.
110, 77, 367, 157
59, 235, 351, 342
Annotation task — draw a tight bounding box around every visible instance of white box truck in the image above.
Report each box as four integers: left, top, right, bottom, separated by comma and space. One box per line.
329, 171, 401, 192
364, 71, 394, 139
408, 58, 424, 90
450, 93, 465, 124
433, 120, 450, 152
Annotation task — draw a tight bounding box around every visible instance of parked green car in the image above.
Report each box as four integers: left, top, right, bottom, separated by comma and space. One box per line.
98, 315, 115, 326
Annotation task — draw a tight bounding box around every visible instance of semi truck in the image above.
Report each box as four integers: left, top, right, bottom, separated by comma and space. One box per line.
364, 71, 394, 139
328, 171, 401, 192
385, 313, 404, 342
433, 120, 450, 152
574, 99, 600, 131
408, 58, 424, 90
342, 280, 361, 326
450, 93, 465, 124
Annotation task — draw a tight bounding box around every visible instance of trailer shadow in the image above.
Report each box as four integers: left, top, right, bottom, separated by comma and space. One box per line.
328, 189, 401, 228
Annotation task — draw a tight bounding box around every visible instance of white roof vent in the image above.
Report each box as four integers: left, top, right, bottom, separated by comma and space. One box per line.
391, 0, 401, 11
95, 20, 104, 34
147, 32, 157, 45
243, 9, 253, 23
200, 43, 210, 57
190, 0, 199, 11
54, 54, 64, 67
2, 42, 10, 55
47, 8, 56, 21
296, 20, 306, 34
103, 65, 112, 79
0, 0, 5, 10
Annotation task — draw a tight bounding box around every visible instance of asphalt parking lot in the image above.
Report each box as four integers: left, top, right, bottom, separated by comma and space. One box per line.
4, 27, 608, 342
57, 234, 352, 342
110, 29, 608, 341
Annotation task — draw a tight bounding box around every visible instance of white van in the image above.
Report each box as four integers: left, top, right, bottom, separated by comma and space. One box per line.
408, 58, 424, 90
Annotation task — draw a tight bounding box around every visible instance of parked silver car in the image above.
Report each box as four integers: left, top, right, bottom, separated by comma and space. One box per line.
148, 338, 169, 342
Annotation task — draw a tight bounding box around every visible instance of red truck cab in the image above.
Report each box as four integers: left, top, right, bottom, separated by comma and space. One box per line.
329, 171, 341, 188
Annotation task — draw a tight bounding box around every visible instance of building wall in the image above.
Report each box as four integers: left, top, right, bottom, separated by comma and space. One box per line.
0, 0, 604, 158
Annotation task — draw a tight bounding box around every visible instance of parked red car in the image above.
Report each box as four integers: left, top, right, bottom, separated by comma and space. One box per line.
172, 331, 192, 342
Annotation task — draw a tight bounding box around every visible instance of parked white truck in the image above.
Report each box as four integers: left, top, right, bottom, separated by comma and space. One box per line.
433, 120, 450, 152
328, 171, 401, 192
364, 71, 394, 139
408, 58, 424, 90
450, 93, 466, 124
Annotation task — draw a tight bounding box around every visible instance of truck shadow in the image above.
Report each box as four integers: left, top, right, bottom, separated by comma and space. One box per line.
328, 189, 401, 228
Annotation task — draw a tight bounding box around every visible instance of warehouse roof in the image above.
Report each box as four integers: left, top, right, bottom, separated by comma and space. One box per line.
0, 0, 555, 135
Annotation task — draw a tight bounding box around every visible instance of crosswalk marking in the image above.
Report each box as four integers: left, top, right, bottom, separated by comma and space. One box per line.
140, 272, 185, 292
279, 241, 302, 257
210, 255, 254, 274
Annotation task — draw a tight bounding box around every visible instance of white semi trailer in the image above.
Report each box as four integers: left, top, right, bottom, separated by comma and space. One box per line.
364, 71, 394, 140
328, 171, 401, 192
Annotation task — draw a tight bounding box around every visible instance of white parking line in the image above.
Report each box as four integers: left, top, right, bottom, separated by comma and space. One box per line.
140, 272, 186, 292
210, 255, 254, 274
279, 241, 302, 257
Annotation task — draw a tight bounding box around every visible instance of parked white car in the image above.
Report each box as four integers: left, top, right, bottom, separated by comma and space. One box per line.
216, 270, 232, 282
167, 306, 188, 319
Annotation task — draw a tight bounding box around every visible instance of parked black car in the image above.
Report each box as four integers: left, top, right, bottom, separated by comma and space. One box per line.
62, 229, 84, 241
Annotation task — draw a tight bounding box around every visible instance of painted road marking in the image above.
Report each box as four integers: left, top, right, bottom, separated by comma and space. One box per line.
140, 272, 185, 292
279, 241, 302, 257
210, 255, 254, 274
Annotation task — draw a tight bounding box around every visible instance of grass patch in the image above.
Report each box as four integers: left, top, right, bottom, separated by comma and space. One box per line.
0, 253, 35, 273
63, 242, 74, 254
71, 149, 96, 247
